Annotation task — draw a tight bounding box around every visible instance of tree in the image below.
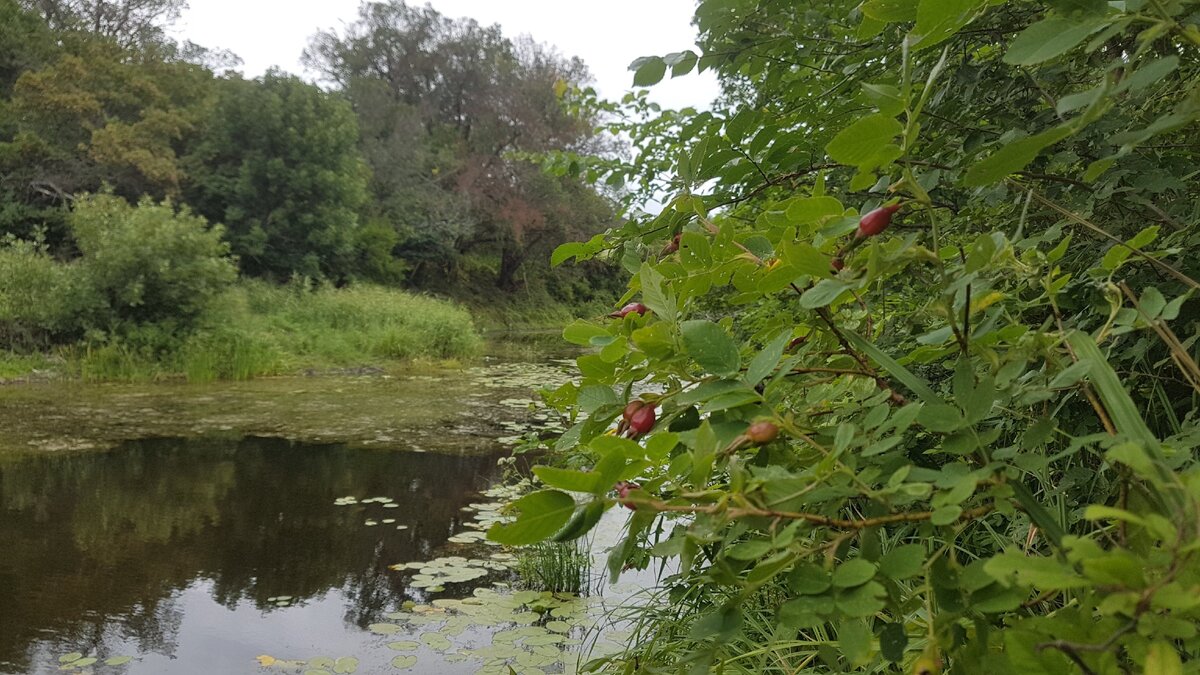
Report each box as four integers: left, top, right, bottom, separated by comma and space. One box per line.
500, 1, 1200, 672
17, 0, 187, 48
304, 1, 614, 289
0, 27, 214, 244
183, 71, 370, 281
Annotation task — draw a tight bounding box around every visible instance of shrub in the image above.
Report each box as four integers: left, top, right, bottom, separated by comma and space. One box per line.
0, 236, 91, 348
70, 193, 236, 329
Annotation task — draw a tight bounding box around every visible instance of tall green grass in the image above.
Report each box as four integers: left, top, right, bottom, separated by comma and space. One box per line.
54, 281, 482, 382
516, 541, 592, 595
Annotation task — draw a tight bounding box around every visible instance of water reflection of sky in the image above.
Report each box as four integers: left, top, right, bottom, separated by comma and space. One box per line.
0, 352, 671, 675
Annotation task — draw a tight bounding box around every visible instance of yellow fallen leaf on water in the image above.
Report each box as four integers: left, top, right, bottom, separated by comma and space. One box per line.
255, 655, 276, 667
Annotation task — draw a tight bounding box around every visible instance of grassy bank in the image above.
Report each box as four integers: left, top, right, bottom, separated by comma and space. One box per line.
1, 282, 483, 383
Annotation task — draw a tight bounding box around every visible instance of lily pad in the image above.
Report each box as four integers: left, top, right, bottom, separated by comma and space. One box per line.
390, 655, 418, 669
368, 623, 402, 635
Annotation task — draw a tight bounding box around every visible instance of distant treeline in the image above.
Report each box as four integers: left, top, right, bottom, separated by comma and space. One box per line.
0, 0, 620, 295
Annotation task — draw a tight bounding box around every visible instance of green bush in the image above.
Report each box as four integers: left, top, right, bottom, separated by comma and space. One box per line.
70, 194, 237, 328
0, 236, 90, 348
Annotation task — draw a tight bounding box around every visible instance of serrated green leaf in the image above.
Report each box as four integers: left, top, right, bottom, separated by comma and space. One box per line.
488, 490, 576, 545
879, 544, 925, 579
826, 114, 904, 169
964, 127, 1074, 186
681, 320, 741, 377
1003, 18, 1106, 65
631, 56, 666, 87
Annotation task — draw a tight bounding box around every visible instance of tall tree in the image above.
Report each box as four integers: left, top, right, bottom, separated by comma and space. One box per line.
0, 26, 213, 243
182, 71, 370, 281
304, 1, 612, 289
17, 0, 186, 48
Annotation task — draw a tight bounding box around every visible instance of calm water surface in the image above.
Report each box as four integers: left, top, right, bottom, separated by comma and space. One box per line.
0, 436, 513, 674
0, 350, 635, 675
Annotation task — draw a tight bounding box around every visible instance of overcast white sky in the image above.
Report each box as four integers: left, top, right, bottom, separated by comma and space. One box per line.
172, 0, 720, 110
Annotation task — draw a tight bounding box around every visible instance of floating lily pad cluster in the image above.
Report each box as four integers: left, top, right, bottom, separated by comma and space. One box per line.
57, 652, 133, 671
467, 362, 575, 447
388, 554, 516, 591
254, 654, 358, 673
332, 495, 408, 529
365, 587, 629, 674
266, 595, 295, 608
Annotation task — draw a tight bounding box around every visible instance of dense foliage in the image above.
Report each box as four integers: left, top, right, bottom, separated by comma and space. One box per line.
492, 1, 1200, 673
0, 0, 621, 376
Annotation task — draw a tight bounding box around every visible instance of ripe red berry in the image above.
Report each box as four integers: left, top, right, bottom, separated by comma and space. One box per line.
614, 481, 641, 510
609, 302, 649, 319
627, 404, 656, 437
623, 400, 645, 422
856, 203, 902, 239
745, 421, 779, 444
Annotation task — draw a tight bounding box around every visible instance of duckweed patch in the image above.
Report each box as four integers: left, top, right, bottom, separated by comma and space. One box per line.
0, 359, 575, 456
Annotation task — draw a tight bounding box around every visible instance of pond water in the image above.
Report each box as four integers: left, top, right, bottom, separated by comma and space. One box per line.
0, 352, 639, 675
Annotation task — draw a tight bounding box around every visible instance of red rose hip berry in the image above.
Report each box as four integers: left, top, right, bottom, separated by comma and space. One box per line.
627, 404, 656, 437
856, 203, 902, 239
746, 421, 779, 444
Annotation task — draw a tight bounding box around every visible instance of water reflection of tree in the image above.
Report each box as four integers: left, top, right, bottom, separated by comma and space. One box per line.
0, 437, 503, 672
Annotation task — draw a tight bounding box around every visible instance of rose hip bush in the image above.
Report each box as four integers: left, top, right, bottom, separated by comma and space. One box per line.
492, 1, 1200, 673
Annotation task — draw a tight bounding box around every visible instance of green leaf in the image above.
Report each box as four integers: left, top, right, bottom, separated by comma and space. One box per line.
862, 0, 918, 22
930, 505, 962, 525
551, 242, 584, 266
681, 320, 741, 377
844, 331, 941, 403
964, 127, 1074, 186
784, 196, 843, 224
984, 550, 1088, 589
838, 620, 872, 664
1145, 641, 1183, 675
1003, 18, 1105, 65
800, 279, 851, 309
918, 404, 964, 433
788, 562, 832, 594
833, 559, 877, 588
104, 656, 134, 666
631, 56, 666, 87
825, 114, 904, 169
1046, 0, 1108, 14
880, 623, 909, 662
552, 500, 606, 542
727, 539, 773, 560
639, 264, 676, 323
836, 581, 887, 616
745, 331, 791, 385
879, 544, 925, 579
488, 490, 576, 545
390, 655, 418, 669
910, 0, 984, 51
533, 466, 600, 493
778, 596, 828, 629
1115, 56, 1178, 94
563, 320, 609, 346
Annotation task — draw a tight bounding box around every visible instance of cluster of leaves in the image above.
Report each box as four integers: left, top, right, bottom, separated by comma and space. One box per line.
494, 1, 1200, 673
0, 193, 235, 347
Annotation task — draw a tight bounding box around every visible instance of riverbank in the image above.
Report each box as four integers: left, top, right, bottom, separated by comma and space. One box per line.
0, 282, 484, 384
0, 281, 606, 385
